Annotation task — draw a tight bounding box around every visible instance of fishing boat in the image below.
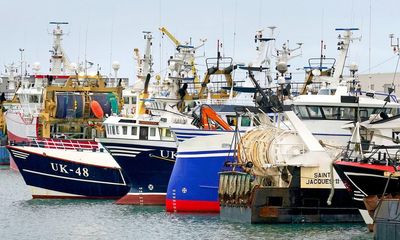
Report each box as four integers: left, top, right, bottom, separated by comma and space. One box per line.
4, 22, 133, 199
218, 124, 360, 223
4, 69, 131, 198
166, 131, 236, 212
333, 114, 400, 230
217, 95, 362, 222
7, 139, 129, 198
289, 28, 400, 146
0, 61, 30, 165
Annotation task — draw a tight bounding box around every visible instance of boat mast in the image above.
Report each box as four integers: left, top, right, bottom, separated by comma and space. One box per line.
4, 63, 18, 92
141, 31, 154, 81
133, 31, 154, 90
332, 28, 360, 83
49, 21, 71, 75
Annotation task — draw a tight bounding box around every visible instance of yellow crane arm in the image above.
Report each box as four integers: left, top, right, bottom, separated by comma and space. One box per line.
159, 27, 181, 46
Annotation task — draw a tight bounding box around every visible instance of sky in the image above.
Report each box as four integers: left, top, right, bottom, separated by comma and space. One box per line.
1, 0, 400, 85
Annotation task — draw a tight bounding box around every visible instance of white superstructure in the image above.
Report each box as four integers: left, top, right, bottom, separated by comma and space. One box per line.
288, 28, 400, 146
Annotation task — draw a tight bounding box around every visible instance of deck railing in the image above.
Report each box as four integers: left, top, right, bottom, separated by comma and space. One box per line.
10, 138, 100, 152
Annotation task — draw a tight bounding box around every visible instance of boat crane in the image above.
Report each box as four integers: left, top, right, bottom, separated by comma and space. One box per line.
159, 27, 181, 48
159, 27, 206, 94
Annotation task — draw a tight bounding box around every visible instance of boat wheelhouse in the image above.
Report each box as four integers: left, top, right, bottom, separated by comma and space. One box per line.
289, 28, 400, 146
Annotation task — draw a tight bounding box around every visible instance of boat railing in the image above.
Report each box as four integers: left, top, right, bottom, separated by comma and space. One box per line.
10, 138, 99, 152
195, 98, 253, 106
342, 141, 400, 166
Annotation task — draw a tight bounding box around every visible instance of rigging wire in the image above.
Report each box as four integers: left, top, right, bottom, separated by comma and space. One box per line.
391, 53, 400, 88
232, 0, 238, 60
258, 0, 262, 29
359, 55, 398, 74
109, 8, 115, 77
368, 0, 372, 89
159, 0, 163, 77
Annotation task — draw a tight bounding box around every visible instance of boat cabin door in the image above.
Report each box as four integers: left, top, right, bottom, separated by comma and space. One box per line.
139, 126, 149, 140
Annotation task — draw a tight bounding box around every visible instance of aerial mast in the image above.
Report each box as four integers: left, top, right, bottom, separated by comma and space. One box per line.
48, 21, 71, 75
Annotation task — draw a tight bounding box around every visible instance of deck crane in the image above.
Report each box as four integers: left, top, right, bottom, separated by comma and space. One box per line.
158, 27, 206, 98
159, 27, 181, 48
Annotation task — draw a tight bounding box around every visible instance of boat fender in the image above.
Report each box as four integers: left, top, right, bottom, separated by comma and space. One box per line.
90, 100, 104, 119
245, 161, 253, 168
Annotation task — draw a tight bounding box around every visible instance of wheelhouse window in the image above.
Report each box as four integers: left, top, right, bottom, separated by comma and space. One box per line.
116, 126, 120, 135
307, 106, 323, 119
294, 106, 309, 119
163, 128, 172, 137
123, 97, 130, 104
131, 126, 138, 135
340, 107, 356, 120
29, 95, 40, 103
150, 127, 156, 137
359, 108, 374, 120
321, 107, 339, 120
122, 126, 127, 135
240, 116, 251, 127
226, 115, 236, 127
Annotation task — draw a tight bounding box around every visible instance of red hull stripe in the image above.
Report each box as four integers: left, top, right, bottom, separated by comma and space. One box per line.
115, 194, 166, 205
335, 160, 397, 172
7, 131, 24, 171
9, 156, 19, 172
7, 130, 30, 143
165, 199, 220, 213
32, 195, 120, 200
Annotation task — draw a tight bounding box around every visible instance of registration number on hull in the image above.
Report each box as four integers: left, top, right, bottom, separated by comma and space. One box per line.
50, 163, 89, 177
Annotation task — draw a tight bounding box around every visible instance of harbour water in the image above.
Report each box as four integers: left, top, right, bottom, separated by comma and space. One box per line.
0, 167, 371, 240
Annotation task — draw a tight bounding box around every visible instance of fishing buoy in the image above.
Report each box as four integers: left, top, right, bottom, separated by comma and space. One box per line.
90, 100, 104, 118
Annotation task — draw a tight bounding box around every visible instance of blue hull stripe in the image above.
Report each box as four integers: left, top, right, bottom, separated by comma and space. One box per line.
312, 133, 352, 137
179, 149, 235, 155
176, 135, 197, 139
173, 132, 217, 136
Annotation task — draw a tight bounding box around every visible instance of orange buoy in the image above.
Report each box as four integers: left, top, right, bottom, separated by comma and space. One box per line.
90, 100, 104, 118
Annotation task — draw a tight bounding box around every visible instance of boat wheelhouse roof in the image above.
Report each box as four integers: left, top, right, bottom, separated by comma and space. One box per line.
342, 114, 400, 130
292, 94, 400, 108
103, 115, 160, 125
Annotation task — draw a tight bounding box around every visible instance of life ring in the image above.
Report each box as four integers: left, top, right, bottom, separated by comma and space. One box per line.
90, 100, 104, 118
